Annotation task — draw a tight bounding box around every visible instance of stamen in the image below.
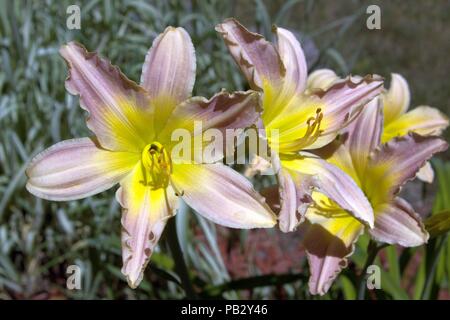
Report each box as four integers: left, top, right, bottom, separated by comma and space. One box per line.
311, 197, 348, 218
141, 142, 172, 189
290, 107, 323, 151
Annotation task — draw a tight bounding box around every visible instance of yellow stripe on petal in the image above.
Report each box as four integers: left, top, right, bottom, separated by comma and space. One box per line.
304, 193, 364, 295
150, 94, 179, 135
261, 78, 297, 125
366, 134, 448, 206
306, 192, 364, 246
263, 81, 327, 153
382, 106, 449, 143
118, 162, 178, 288
104, 97, 155, 152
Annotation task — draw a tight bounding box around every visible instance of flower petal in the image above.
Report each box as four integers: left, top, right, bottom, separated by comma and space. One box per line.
117, 163, 178, 288
382, 106, 449, 143
370, 197, 429, 247
216, 18, 285, 90
304, 211, 363, 295
161, 90, 260, 137
306, 68, 339, 90
171, 163, 277, 228
160, 90, 261, 162
367, 133, 448, 204
274, 26, 308, 93
140, 27, 196, 132
282, 153, 374, 227
26, 138, 138, 201
311, 75, 384, 143
245, 154, 273, 177
254, 153, 315, 232
60, 42, 154, 152
343, 97, 383, 175
416, 161, 434, 183
383, 73, 410, 124
277, 167, 316, 232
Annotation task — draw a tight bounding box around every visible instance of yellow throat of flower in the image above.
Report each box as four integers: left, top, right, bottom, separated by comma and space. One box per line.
141, 142, 172, 189
268, 107, 323, 153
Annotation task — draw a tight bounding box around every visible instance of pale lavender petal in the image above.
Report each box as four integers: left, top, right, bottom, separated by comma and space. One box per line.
343, 97, 383, 174
383, 105, 449, 142
160, 90, 261, 162
416, 161, 434, 183
278, 167, 316, 233
141, 27, 196, 103
304, 220, 364, 295
161, 90, 260, 136
383, 73, 410, 124
307, 69, 339, 90
140, 27, 196, 132
370, 197, 429, 247
245, 154, 273, 178
368, 133, 448, 198
216, 18, 285, 90
60, 42, 154, 152
117, 164, 178, 288
171, 163, 277, 229
256, 154, 314, 232
274, 26, 308, 93
310, 75, 384, 141
26, 138, 138, 201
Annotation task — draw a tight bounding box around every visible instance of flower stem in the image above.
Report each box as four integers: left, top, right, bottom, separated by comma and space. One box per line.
357, 240, 387, 300
166, 217, 197, 299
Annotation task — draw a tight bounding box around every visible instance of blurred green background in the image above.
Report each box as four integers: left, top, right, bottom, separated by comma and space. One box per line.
0, 0, 449, 299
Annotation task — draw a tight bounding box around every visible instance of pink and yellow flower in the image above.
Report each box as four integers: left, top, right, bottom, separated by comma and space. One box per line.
216, 19, 384, 232
302, 99, 447, 294
26, 27, 277, 288
308, 70, 449, 182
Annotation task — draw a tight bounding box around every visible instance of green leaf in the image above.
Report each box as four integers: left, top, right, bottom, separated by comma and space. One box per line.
380, 269, 409, 299
340, 275, 356, 300
413, 252, 426, 299
386, 246, 401, 286
151, 252, 175, 270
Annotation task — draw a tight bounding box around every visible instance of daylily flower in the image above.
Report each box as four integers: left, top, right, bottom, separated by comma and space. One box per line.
216, 19, 384, 232
26, 27, 276, 288
308, 70, 449, 182
302, 99, 448, 295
